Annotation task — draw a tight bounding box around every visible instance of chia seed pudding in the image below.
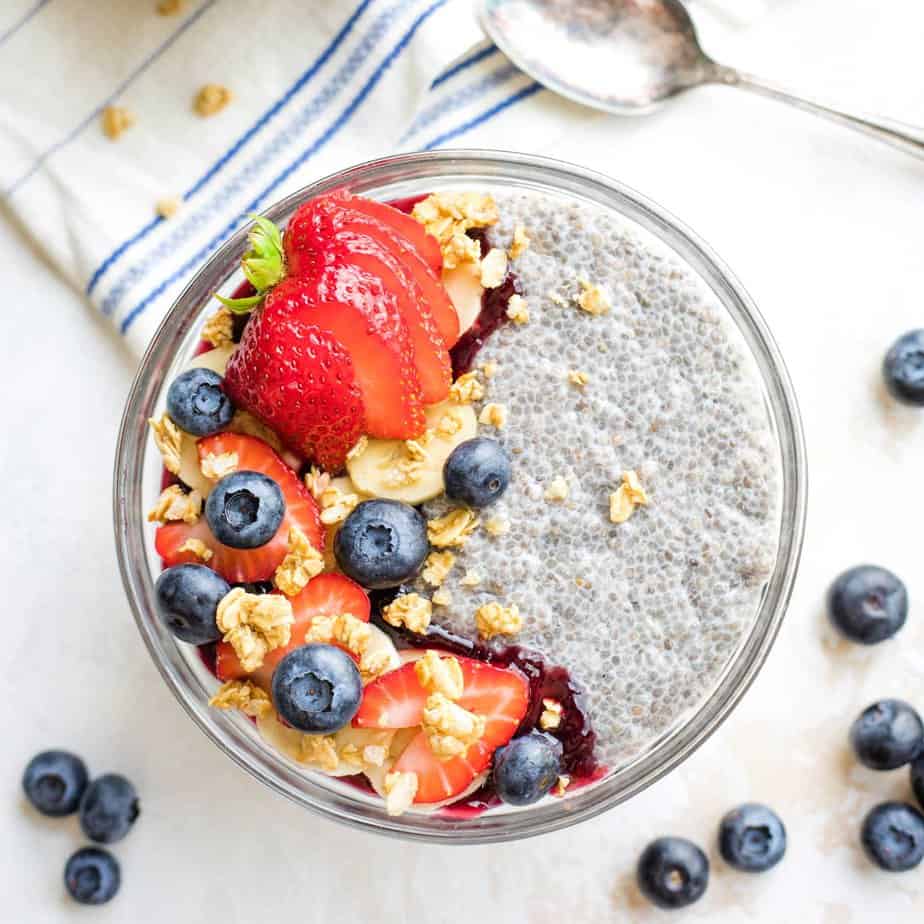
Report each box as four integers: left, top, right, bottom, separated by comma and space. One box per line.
416, 190, 780, 771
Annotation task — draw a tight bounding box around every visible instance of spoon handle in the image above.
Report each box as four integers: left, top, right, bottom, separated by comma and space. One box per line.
712, 65, 924, 160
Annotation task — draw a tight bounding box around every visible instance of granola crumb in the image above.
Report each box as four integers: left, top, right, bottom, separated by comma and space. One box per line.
147, 485, 202, 524
449, 371, 485, 404
509, 223, 530, 260
415, 650, 464, 700
156, 0, 185, 13
411, 192, 499, 270
577, 279, 611, 316
484, 515, 510, 537
553, 775, 571, 797
422, 692, 485, 760
608, 469, 649, 524
382, 593, 432, 634
194, 83, 233, 117
505, 294, 529, 325
478, 402, 507, 429
200, 451, 238, 481
304, 466, 331, 501
101, 106, 135, 140
481, 360, 498, 380
539, 698, 563, 731
435, 408, 465, 437
567, 369, 589, 388
318, 484, 360, 526
432, 588, 453, 607
421, 550, 455, 586
301, 735, 340, 772
548, 291, 568, 308
201, 306, 234, 348
216, 588, 293, 673
460, 569, 482, 588
346, 435, 368, 461
544, 476, 570, 501
427, 508, 480, 548
384, 771, 418, 816
403, 438, 428, 462
156, 196, 182, 219
474, 601, 522, 639
305, 613, 388, 682
274, 526, 324, 596
177, 538, 212, 562
480, 248, 508, 289
148, 413, 183, 475
209, 680, 272, 717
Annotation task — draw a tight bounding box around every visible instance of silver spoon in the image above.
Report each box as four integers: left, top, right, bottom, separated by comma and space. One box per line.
478, 0, 924, 159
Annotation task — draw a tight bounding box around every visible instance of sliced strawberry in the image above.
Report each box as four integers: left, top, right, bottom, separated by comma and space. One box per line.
392, 730, 494, 804
332, 190, 443, 276
224, 294, 365, 470
155, 433, 323, 583
216, 573, 370, 684
354, 655, 528, 743
264, 273, 425, 439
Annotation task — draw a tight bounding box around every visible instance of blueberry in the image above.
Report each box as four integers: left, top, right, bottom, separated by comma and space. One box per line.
22, 750, 88, 817
827, 564, 907, 645
64, 847, 121, 905
166, 368, 235, 436
234, 580, 274, 595
79, 774, 140, 844
334, 499, 428, 589
850, 699, 924, 770
883, 330, 924, 406
636, 837, 709, 909
718, 803, 787, 872
155, 564, 229, 644
272, 644, 362, 733
911, 756, 924, 811
443, 438, 511, 508
493, 731, 563, 806
205, 470, 285, 549
861, 802, 924, 871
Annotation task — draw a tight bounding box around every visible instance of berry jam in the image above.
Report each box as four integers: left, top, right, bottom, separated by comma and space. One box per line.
449, 269, 518, 378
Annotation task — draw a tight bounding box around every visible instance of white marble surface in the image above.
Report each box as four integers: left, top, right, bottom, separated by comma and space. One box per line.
4, 0, 924, 919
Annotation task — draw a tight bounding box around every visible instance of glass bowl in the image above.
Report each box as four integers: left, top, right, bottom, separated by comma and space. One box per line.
114, 150, 806, 843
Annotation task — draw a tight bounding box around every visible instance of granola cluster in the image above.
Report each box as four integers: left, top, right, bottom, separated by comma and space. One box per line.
421, 550, 455, 586
305, 613, 391, 682
384, 771, 418, 816
448, 371, 485, 404
148, 413, 183, 475
201, 307, 234, 348
147, 485, 202, 524
474, 601, 522, 640
427, 508, 479, 548
382, 593, 432, 634
209, 680, 273, 718
411, 192, 499, 270
414, 650, 464, 700
274, 526, 324, 596
176, 538, 212, 562
200, 451, 238, 481
421, 693, 485, 760
216, 588, 293, 673
318, 483, 361, 526
608, 469, 649, 524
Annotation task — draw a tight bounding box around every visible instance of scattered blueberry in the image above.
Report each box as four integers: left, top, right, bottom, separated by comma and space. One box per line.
636, 837, 709, 909
861, 802, 924, 871
64, 847, 121, 905
166, 368, 235, 436
827, 564, 907, 645
883, 329, 924, 406
79, 774, 140, 844
718, 803, 787, 872
22, 750, 88, 817
911, 756, 924, 811
443, 437, 512, 508
205, 470, 285, 549
850, 699, 924, 770
334, 499, 428, 589
493, 731, 563, 806
272, 644, 363, 733
155, 564, 229, 644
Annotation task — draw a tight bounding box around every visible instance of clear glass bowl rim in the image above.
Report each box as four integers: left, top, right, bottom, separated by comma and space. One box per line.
114, 149, 807, 844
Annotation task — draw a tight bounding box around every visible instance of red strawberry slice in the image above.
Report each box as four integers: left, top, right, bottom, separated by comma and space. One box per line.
155, 433, 323, 583
355, 654, 529, 804
224, 299, 365, 470
216, 573, 370, 685
265, 272, 425, 439
333, 190, 443, 276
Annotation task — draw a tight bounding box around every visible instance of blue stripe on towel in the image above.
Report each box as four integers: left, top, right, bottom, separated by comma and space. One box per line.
0, 0, 51, 47
103, 0, 421, 319
120, 0, 448, 335
423, 80, 542, 149
86, 0, 374, 297
430, 42, 498, 88
4, 0, 218, 197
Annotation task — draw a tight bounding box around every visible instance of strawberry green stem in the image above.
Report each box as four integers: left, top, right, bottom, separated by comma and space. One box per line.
213, 215, 285, 313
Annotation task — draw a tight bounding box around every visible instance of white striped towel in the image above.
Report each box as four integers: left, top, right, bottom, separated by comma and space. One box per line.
0, 0, 775, 355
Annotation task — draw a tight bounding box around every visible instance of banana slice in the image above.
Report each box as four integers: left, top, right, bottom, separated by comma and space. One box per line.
442, 263, 484, 335
175, 431, 214, 497
347, 401, 477, 505
186, 344, 236, 375
364, 623, 402, 677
